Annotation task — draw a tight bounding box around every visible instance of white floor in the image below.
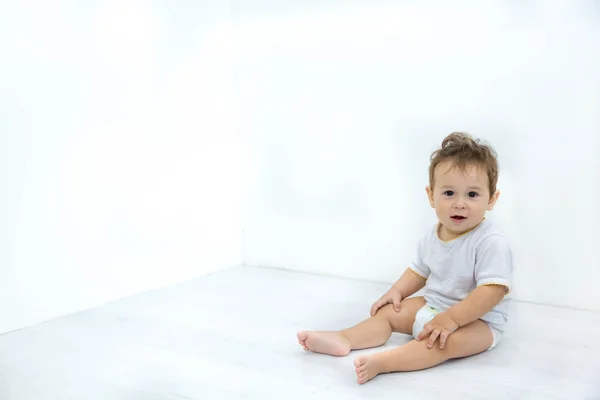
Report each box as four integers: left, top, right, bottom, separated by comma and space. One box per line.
1, 266, 599, 400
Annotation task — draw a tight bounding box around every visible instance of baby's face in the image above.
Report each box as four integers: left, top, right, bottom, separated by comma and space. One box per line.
426, 161, 499, 240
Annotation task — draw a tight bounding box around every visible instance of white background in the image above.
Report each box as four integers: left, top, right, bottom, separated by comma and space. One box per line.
235, 1, 600, 311
0, 0, 242, 334
2, 1, 599, 335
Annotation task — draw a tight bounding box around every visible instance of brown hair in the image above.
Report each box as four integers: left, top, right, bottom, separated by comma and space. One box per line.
429, 132, 499, 196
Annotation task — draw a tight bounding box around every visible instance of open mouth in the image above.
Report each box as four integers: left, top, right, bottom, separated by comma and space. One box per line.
451, 216, 467, 222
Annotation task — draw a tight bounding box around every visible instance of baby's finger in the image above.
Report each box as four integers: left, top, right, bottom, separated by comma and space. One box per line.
392, 297, 401, 312
416, 325, 432, 341
370, 300, 384, 316
439, 330, 450, 349
427, 329, 441, 349
370, 304, 378, 316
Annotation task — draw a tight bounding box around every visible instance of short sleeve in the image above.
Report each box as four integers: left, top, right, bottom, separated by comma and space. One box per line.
474, 234, 513, 293
408, 234, 430, 280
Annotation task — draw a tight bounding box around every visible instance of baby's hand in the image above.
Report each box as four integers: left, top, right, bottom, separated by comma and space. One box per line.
416, 312, 459, 350
370, 288, 402, 316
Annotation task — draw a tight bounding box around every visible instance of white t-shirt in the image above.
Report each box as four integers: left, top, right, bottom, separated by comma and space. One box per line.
408, 218, 513, 332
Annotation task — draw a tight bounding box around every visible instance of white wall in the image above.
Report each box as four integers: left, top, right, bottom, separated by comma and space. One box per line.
234, 1, 600, 311
0, 1, 242, 334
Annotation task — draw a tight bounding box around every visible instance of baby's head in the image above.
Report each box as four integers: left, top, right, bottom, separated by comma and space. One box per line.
425, 132, 500, 240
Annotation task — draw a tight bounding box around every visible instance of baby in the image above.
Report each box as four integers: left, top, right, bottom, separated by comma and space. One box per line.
297, 132, 513, 384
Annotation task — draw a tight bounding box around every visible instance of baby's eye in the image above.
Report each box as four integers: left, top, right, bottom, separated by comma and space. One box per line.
468, 191, 479, 198
443, 190, 454, 196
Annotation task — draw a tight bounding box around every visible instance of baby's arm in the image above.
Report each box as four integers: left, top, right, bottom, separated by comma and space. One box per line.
393, 268, 427, 299
415, 285, 506, 348
416, 285, 507, 349
370, 268, 426, 315
399, 233, 430, 299
448, 233, 512, 326
446, 285, 507, 327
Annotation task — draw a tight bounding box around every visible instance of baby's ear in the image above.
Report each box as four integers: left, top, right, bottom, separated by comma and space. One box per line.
487, 190, 500, 211
425, 186, 435, 208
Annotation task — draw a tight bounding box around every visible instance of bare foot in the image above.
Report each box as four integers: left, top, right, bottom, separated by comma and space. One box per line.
297, 331, 351, 356
354, 354, 384, 384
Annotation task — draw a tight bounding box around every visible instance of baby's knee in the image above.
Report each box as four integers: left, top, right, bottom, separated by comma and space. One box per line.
373, 304, 407, 326
379, 302, 410, 316
381, 303, 418, 334
374, 303, 396, 318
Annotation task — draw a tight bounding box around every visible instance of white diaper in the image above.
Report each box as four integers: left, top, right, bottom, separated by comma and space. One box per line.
411, 305, 501, 350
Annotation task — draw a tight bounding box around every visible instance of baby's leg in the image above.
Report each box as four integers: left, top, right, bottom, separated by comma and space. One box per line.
297, 297, 425, 356
354, 319, 493, 384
